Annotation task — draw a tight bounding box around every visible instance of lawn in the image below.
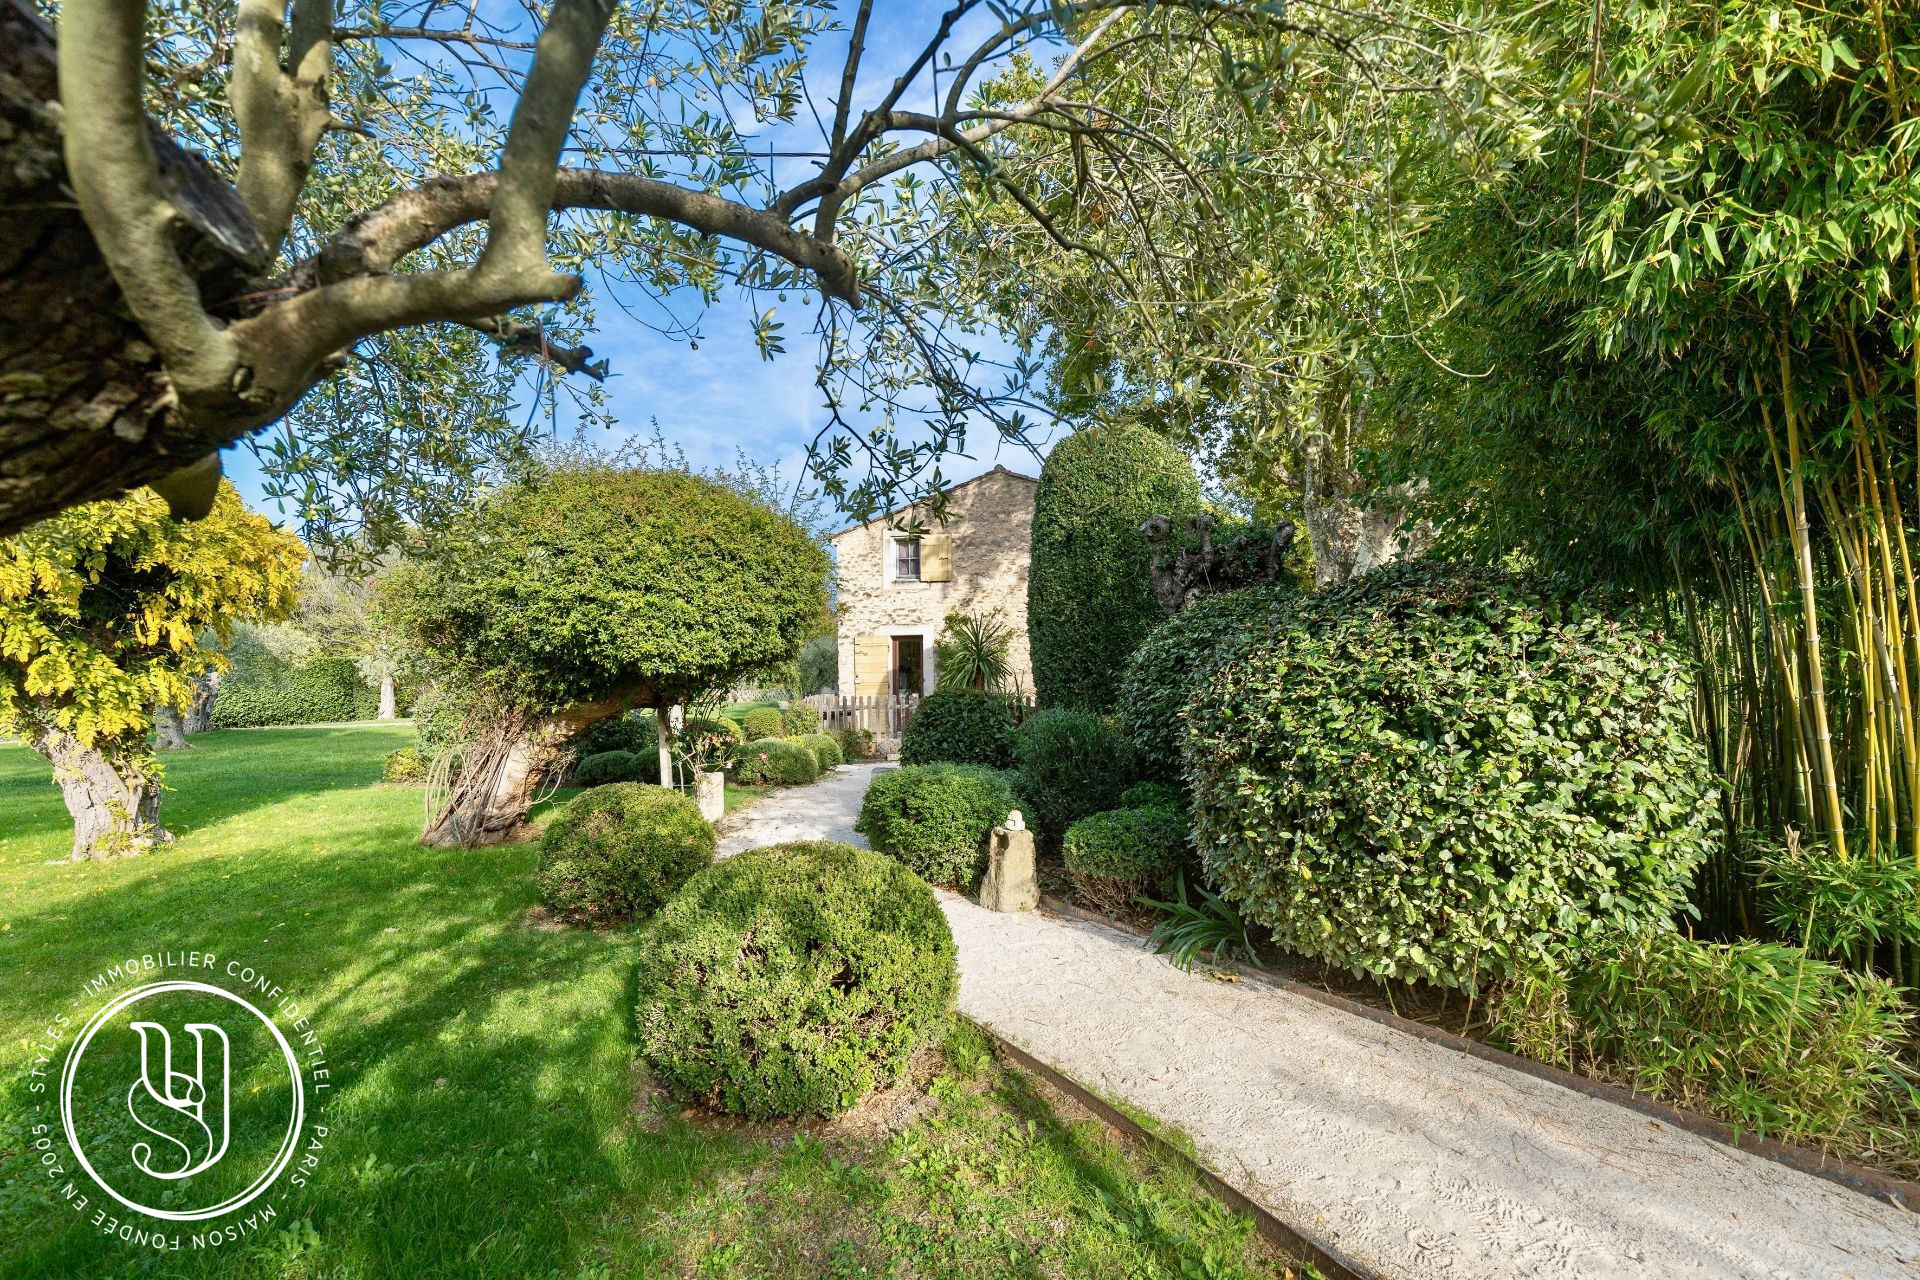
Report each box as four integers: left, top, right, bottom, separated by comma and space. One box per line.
0, 725, 1304, 1279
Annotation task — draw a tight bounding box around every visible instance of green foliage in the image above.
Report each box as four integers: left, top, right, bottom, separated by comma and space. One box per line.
1187, 562, 1722, 991
1144, 879, 1263, 974
634, 840, 957, 1117
1494, 930, 1915, 1153
1117, 586, 1295, 778
215, 654, 368, 728
1119, 781, 1186, 812
855, 764, 1020, 887
574, 750, 649, 787
1753, 835, 1920, 973
572, 711, 658, 759
900, 689, 1016, 768
796, 633, 838, 696
780, 702, 822, 736
536, 783, 715, 926
1010, 709, 1138, 848
794, 733, 843, 771
1063, 806, 1190, 915
383, 746, 426, 783
1028, 425, 1202, 711
729, 738, 820, 786
741, 707, 786, 741
382, 464, 828, 717
680, 715, 741, 772
933, 611, 1015, 693
833, 726, 877, 761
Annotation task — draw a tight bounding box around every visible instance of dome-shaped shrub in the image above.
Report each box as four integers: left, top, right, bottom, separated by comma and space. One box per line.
795, 732, 844, 770
855, 763, 1019, 886
635, 840, 957, 1117
729, 737, 820, 785
900, 688, 1016, 768
1118, 780, 1186, 811
781, 702, 822, 735
1010, 708, 1137, 848
741, 707, 785, 741
574, 749, 647, 786
1185, 562, 1720, 991
1063, 805, 1190, 915
536, 783, 715, 925
1117, 586, 1295, 777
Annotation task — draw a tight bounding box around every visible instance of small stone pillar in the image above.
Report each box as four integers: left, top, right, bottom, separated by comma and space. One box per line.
695, 770, 725, 822
979, 810, 1037, 913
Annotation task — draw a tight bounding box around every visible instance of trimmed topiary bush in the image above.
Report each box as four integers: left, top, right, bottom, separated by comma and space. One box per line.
572, 710, 658, 759
781, 702, 822, 736
214, 653, 370, 727
1186, 561, 1721, 991
729, 737, 820, 786
833, 726, 877, 761
900, 688, 1015, 768
575, 749, 648, 786
795, 733, 843, 770
635, 840, 958, 1117
1064, 806, 1190, 915
1028, 424, 1202, 711
1119, 780, 1186, 811
1010, 708, 1137, 849
741, 707, 785, 741
383, 746, 427, 783
536, 783, 715, 926
1117, 586, 1295, 777
855, 764, 1020, 886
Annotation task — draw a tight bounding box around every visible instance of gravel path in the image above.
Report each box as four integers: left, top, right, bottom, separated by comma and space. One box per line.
717, 766, 1920, 1279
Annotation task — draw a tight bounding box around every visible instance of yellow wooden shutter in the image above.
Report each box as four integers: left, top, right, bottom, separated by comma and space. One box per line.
853, 633, 890, 697
921, 533, 953, 582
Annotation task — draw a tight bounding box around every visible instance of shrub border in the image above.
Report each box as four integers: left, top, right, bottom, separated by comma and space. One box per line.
1033, 895, 1920, 1213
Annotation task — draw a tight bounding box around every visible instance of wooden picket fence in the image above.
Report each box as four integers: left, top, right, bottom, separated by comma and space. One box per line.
802, 693, 922, 738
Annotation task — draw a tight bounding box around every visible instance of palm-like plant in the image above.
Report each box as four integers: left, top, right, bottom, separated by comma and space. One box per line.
935, 611, 1013, 692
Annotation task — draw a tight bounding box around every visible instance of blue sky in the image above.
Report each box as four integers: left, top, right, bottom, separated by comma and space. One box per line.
224, 1, 1066, 521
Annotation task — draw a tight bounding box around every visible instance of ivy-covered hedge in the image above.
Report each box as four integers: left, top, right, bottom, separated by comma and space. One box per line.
855, 764, 1019, 886
1185, 562, 1721, 991
1117, 586, 1295, 777
899, 688, 1015, 768
214, 655, 368, 727
635, 840, 956, 1117
1027, 424, 1201, 711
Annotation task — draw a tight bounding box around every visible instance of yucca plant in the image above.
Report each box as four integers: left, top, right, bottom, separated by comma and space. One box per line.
935, 610, 1014, 692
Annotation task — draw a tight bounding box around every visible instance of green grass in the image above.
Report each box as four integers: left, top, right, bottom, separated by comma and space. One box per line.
0, 726, 1305, 1279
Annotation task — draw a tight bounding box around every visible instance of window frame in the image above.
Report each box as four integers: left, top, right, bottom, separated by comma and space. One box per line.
892, 536, 922, 583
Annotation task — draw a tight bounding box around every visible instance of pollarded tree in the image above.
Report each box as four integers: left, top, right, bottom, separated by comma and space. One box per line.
384, 463, 828, 847
0, 483, 305, 859
1028, 424, 1200, 710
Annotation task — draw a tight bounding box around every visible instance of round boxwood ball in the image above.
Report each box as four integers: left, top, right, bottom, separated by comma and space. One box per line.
635, 840, 957, 1118
855, 763, 1020, 886
536, 783, 715, 925
741, 707, 785, 741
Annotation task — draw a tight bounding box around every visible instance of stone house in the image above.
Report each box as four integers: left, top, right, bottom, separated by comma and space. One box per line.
829, 465, 1038, 697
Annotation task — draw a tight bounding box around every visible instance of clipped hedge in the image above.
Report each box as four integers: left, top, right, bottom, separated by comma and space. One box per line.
1028, 424, 1201, 711
575, 749, 649, 786
635, 840, 957, 1117
1117, 586, 1295, 777
1494, 930, 1913, 1149
855, 764, 1019, 887
741, 707, 785, 741
1063, 806, 1190, 915
214, 654, 367, 727
781, 702, 822, 736
572, 711, 657, 759
729, 738, 820, 786
1186, 561, 1721, 991
900, 688, 1016, 768
536, 783, 715, 926
1010, 708, 1137, 848
795, 733, 843, 771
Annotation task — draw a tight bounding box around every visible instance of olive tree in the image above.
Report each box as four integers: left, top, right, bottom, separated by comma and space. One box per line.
383, 463, 828, 847
0, 483, 305, 858
0, 0, 1509, 551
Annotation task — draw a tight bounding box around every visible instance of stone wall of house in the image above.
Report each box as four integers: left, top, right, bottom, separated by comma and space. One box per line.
832, 466, 1037, 696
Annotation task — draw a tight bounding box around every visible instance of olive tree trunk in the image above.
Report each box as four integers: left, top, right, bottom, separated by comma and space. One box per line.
183, 671, 219, 733
29, 726, 170, 860
421, 693, 631, 848
1303, 367, 1431, 586
154, 706, 191, 750
377, 673, 396, 720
